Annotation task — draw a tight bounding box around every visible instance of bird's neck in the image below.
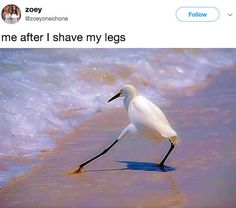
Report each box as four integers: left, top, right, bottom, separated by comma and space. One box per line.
124, 93, 136, 110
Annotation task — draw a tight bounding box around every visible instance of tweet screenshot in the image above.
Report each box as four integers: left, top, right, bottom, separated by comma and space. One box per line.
0, 0, 235, 207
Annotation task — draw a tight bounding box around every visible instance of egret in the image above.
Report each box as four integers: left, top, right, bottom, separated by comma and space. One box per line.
73, 84, 179, 173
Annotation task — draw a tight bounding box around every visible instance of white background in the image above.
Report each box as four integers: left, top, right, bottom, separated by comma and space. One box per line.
0, 0, 235, 48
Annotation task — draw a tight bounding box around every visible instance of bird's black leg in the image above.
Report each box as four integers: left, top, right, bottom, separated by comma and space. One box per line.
73, 139, 119, 174
159, 139, 175, 167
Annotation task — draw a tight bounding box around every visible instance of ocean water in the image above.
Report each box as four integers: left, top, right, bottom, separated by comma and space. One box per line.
0, 49, 235, 187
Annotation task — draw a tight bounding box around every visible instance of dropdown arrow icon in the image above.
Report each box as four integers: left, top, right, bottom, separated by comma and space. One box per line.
227, 13, 233, 16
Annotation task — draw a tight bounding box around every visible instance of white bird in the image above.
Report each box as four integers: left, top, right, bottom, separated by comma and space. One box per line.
73, 84, 179, 173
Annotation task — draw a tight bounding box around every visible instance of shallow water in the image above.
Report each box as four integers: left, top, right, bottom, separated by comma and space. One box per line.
0, 48, 235, 187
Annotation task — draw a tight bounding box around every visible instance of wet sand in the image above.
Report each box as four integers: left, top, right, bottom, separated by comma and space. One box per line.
0, 70, 236, 208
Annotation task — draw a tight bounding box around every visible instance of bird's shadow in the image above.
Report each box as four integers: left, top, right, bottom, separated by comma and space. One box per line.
86, 161, 175, 173
117, 161, 175, 172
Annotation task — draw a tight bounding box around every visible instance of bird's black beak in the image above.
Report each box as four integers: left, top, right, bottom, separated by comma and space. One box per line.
107, 92, 122, 102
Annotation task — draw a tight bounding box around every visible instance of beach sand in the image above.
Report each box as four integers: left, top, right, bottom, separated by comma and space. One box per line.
0, 70, 236, 208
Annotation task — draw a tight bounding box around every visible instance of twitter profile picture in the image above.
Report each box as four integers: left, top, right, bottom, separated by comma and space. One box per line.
2, 4, 21, 24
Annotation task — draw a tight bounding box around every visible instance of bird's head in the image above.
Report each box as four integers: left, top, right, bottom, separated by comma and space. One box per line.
107, 84, 137, 103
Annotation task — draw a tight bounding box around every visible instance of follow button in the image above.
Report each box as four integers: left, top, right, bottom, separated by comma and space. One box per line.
176, 7, 220, 22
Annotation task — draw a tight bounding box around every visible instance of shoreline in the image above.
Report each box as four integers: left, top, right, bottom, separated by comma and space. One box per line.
0, 69, 236, 207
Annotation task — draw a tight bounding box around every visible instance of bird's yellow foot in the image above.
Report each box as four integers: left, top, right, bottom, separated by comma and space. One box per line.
72, 167, 83, 174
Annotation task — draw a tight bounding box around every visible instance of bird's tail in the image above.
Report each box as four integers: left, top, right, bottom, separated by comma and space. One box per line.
170, 135, 181, 145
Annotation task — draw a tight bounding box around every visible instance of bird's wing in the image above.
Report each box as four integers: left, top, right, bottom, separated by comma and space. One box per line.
142, 96, 171, 126
129, 96, 177, 138
132, 96, 171, 125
